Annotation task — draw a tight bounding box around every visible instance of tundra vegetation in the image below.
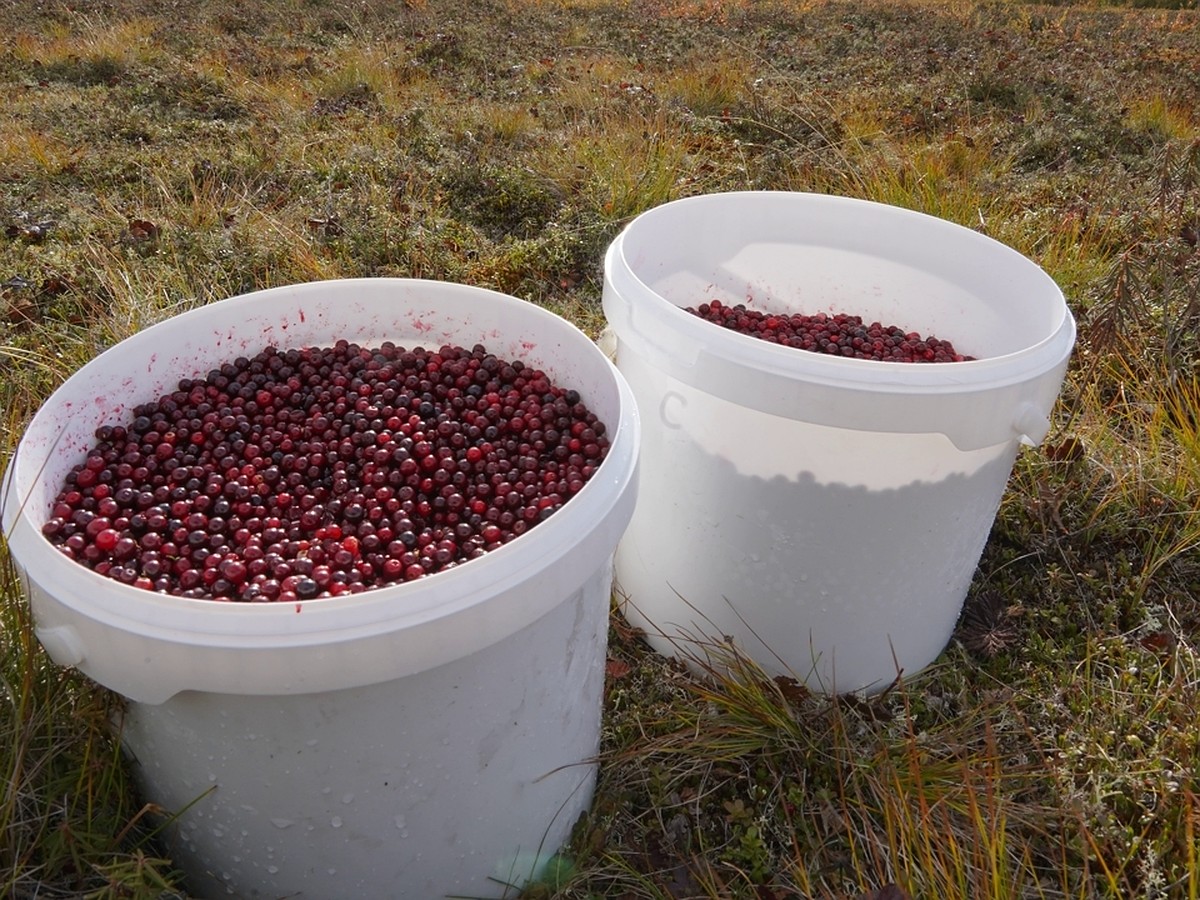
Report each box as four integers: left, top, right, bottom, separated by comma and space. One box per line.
2, 1, 1199, 897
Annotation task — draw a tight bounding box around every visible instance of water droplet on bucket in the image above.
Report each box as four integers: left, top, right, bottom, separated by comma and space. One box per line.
327, 868, 337, 876
208, 773, 217, 782
330, 816, 343, 828
341, 793, 354, 804
270, 818, 294, 830
306, 738, 318, 747
394, 815, 406, 830
321, 786, 332, 795
267, 865, 279, 875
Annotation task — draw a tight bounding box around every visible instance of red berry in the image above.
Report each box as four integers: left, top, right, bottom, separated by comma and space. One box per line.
46, 339, 611, 601
684, 302, 974, 363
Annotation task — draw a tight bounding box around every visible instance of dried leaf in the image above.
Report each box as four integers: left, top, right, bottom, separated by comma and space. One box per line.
773, 675, 811, 705
1139, 631, 1175, 654
609, 611, 645, 642
605, 657, 632, 680
127, 218, 161, 242
1046, 436, 1085, 463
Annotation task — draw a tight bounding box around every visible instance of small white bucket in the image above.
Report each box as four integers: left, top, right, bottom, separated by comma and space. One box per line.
1, 279, 640, 898
602, 191, 1073, 693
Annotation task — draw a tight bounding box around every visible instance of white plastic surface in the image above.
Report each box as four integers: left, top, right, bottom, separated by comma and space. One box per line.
1, 278, 641, 897
602, 192, 1073, 693
603, 191, 1075, 452
2, 278, 639, 703
121, 560, 611, 899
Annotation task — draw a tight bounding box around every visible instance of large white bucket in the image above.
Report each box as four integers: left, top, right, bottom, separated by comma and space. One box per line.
1, 279, 640, 898
602, 192, 1073, 694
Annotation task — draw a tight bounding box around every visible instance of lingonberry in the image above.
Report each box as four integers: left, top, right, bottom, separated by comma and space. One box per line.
685, 299, 975, 363
46, 340, 610, 602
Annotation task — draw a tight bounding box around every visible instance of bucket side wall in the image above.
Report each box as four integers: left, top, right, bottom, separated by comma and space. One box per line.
612, 346, 1017, 693
120, 559, 611, 899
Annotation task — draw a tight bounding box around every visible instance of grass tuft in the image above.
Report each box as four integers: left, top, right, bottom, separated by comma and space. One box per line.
2, 1, 1200, 897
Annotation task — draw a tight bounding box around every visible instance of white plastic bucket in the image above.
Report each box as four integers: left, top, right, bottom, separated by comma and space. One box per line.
1, 278, 640, 898
602, 191, 1073, 694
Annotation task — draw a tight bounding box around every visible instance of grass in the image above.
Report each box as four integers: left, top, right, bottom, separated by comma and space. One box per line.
2, 0, 1200, 896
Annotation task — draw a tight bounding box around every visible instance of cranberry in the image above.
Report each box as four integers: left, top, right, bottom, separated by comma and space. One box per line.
686, 299, 975, 363
45, 340, 611, 602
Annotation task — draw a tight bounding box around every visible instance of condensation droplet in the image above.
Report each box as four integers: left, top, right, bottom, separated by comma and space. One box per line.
341, 793, 354, 804
267, 865, 279, 875
394, 815, 406, 830
270, 818, 294, 830
330, 816, 343, 828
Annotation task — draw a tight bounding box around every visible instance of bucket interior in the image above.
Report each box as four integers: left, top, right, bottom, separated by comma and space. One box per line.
9, 278, 626, 525
602, 192, 1076, 450
1, 278, 640, 702
616, 191, 1068, 360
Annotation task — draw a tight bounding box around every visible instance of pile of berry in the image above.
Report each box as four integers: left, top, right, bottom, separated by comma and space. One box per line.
42, 341, 609, 602
687, 300, 975, 362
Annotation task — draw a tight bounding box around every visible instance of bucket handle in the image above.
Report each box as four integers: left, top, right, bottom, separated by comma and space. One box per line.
1013, 402, 1052, 446
36, 624, 87, 667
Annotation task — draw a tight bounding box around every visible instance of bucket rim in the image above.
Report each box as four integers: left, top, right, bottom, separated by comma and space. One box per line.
607, 190, 1075, 391
2, 278, 641, 699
